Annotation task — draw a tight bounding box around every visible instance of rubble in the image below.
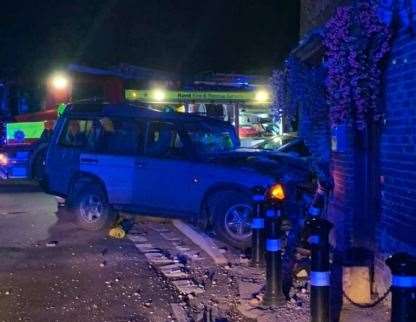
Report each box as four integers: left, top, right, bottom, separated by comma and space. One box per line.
46, 241, 58, 247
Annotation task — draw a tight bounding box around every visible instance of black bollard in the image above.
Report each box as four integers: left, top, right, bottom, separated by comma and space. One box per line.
263, 206, 285, 306
386, 253, 416, 322
305, 217, 333, 322
251, 189, 266, 267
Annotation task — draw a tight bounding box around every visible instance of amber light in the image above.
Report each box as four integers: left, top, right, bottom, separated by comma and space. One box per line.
269, 183, 285, 201
0, 153, 8, 166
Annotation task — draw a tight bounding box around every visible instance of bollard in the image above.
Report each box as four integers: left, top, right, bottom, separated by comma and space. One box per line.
305, 217, 333, 322
263, 206, 285, 306
251, 188, 266, 267
386, 253, 416, 322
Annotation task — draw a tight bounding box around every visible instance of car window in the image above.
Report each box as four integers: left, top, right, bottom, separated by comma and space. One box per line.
184, 122, 237, 154
145, 122, 186, 158
87, 117, 145, 155
59, 119, 92, 148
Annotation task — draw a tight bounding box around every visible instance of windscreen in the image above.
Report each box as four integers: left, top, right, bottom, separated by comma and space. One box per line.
184, 122, 238, 154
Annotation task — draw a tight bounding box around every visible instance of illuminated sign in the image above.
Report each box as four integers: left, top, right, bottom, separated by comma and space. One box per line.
6, 122, 45, 143
57, 103, 67, 116
125, 90, 270, 104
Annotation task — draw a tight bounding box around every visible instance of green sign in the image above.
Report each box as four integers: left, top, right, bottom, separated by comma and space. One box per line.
125, 89, 269, 104
57, 103, 67, 116
6, 122, 45, 142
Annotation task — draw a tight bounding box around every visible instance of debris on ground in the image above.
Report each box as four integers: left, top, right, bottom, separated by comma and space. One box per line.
108, 226, 126, 239
46, 241, 58, 247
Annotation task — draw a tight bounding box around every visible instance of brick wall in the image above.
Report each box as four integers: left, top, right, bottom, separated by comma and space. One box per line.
296, 67, 331, 161
298, 0, 416, 298
375, 28, 416, 294
328, 125, 356, 251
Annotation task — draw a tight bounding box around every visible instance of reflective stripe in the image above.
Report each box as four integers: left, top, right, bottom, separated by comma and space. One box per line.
266, 239, 281, 252
253, 194, 265, 202
265, 209, 281, 218
251, 218, 265, 229
310, 271, 330, 286
308, 206, 321, 217
265, 209, 276, 218
392, 275, 416, 288
308, 235, 320, 245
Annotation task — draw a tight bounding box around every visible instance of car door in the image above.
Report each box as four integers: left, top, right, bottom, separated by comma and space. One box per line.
47, 117, 92, 195
79, 117, 146, 205
133, 120, 194, 215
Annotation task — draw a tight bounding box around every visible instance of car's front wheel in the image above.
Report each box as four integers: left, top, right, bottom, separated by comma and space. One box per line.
69, 183, 117, 231
211, 191, 253, 249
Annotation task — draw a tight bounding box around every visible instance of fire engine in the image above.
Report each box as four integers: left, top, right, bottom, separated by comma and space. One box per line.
0, 65, 125, 181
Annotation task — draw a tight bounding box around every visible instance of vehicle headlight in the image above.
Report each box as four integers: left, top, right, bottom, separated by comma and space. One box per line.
268, 183, 285, 201
0, 153, 8, 166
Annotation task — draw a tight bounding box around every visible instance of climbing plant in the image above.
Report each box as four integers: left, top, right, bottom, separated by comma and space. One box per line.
271, 69, 287, 120
323, 1, 392, 129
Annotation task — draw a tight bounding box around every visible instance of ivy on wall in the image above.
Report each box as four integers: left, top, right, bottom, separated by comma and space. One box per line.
271, 69, 287, 121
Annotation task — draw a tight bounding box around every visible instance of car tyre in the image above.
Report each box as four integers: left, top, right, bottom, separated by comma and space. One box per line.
69, 182, 117, 231
211, 190, 253, 249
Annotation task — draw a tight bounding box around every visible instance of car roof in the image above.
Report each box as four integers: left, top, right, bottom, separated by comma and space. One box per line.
63, 102, 230, 126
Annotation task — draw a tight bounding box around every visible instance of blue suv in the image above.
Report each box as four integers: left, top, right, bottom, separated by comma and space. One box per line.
44, 103, 312, 248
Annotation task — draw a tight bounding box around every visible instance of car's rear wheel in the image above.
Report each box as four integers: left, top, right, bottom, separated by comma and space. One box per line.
211, 191, 253, 249
69, 183, 117, 231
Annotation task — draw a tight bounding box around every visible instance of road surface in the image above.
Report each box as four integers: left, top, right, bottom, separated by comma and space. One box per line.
0, 185, 179, 322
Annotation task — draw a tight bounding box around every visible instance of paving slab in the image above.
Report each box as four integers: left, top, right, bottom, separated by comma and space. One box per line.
160, 268, 190, 279
128, 235, 148, 243
160, 232, 182, 241
144, 253, 174, 265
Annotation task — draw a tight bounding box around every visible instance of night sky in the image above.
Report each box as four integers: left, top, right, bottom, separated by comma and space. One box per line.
1, 0, 300, 79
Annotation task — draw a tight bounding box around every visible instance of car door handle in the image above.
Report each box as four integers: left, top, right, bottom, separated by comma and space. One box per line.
80, 158, 98, 164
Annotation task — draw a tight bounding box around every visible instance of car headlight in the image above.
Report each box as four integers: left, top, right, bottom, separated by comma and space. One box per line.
268, 183, 285, 201
0, 153, 8, 166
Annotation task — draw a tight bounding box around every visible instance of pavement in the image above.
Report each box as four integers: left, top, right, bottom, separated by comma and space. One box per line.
0, 182, 391, 322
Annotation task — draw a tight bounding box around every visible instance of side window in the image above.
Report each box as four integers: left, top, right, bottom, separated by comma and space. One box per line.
146, 122, 185, 158
59, 119, 92, 148
87, 117, 145, 155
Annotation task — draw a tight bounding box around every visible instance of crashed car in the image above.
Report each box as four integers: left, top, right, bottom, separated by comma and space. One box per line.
43, 102, 315, 248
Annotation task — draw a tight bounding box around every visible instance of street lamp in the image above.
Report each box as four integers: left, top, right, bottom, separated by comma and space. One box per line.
49, 72, 70, 91
152, 88, 166, 102
254, 89, 270, 103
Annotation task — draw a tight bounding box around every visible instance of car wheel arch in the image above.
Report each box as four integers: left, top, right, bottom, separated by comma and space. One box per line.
201, 183, 252, 221
67, 172, 108, 205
